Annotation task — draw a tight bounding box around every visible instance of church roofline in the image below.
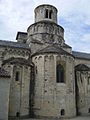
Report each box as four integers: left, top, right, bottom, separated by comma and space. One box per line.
32, 44, 74, 57
72, 51, 90, 60
0, 40, 30, 51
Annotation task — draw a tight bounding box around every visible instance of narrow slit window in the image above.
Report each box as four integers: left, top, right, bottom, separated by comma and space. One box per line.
88, 76, 90, 84
88, 108, 90, 113
15, 71, 19, 81
45, 9, 48, 18
49, 10, 52, 19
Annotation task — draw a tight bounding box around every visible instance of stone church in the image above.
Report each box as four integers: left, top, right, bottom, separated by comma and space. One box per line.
0, 4, 90, 120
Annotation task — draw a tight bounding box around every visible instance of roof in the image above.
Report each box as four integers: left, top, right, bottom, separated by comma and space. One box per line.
2, 57, 31, 66
0, 67, 10, 78
32, 44, 74, 57
0, 40, 30, 51
72, 51, 90, 60
75, 64, 90, 71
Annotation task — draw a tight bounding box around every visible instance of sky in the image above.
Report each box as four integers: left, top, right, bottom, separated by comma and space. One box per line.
0, 0, 90, 53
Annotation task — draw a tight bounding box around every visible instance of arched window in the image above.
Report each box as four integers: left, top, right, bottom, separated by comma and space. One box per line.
49, 10, 52, 19
61, 109, 65, 116
45, 9, 48, 18
56, 64, 64, 83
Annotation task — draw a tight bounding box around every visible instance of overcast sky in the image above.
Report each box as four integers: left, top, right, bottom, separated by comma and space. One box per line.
0, 0, 90, 52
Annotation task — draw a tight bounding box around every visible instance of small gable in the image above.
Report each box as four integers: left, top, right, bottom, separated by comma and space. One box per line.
75, 64, 90, 71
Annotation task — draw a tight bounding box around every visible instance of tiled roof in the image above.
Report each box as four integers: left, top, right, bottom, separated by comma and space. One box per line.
72, 51, 90, 60
2, 57, 31, 66
32, 44, 73, 57
0, 40, 30, 50
0, 67, 10, 78
75, 64, 90, 71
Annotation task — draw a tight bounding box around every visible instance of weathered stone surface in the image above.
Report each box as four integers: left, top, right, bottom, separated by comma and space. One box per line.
32, 54, 76, 118
0, 4, 90, 120
0, 76, 10, 120
34, 4, 58, 23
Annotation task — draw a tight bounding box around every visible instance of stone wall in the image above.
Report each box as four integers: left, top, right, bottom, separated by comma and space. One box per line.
3, 63, 31, 117
27, 22, 64, 54
27, 22, 64, 48
75, 58, 90, 115
3, 47, 30, 60
16, 32, 27, 43
74, 58, 90, 66
75, 70, 90, 115
0, 47, 5, 66
27, 22, 64, 39
0, 77, 10, 120
32, 54, 76, 118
